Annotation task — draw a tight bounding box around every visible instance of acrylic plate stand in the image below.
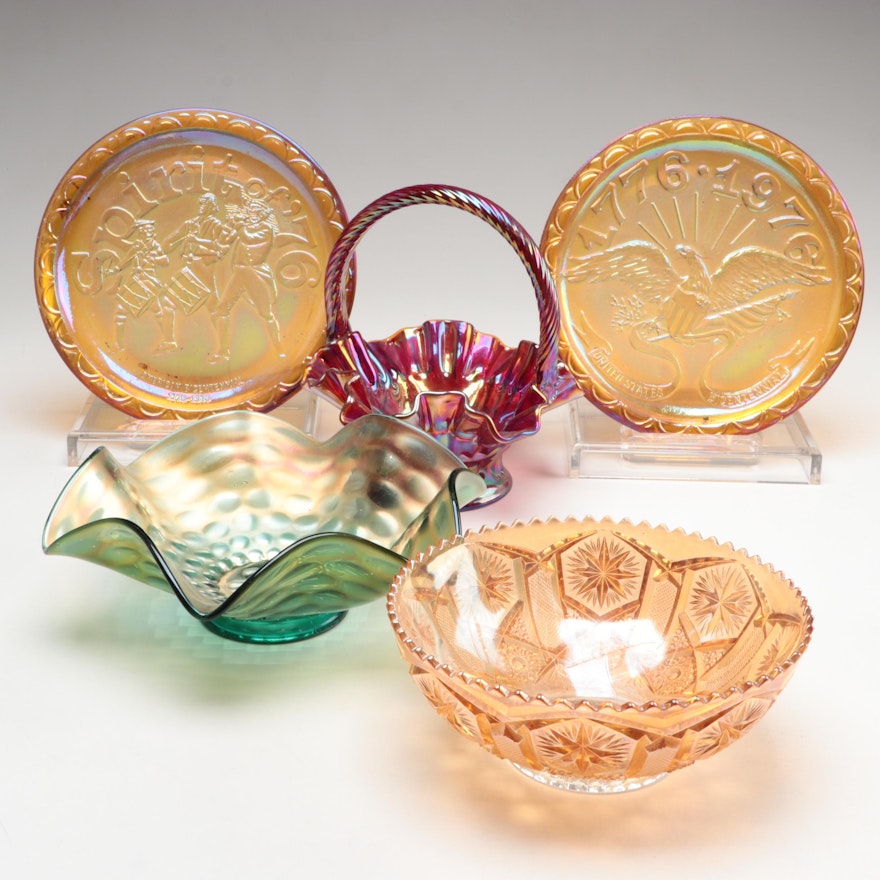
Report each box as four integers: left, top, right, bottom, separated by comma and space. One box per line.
568, 397, 821, 484
67, 391, 318, 467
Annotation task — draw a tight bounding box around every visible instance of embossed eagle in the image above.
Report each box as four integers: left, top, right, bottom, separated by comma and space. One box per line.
564, 242, 831, 340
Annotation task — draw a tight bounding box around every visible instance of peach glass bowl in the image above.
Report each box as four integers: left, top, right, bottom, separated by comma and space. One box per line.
388, 517, 812, 794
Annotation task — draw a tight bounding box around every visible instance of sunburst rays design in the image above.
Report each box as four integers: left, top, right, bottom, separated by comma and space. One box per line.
564, 536, 643, 610
756, 635, 783, 678
689, 698, 772, 759
688, 564, 756, 640
533, 722, 632, 774
415, 674, 480, 740
473, 549, 515, 610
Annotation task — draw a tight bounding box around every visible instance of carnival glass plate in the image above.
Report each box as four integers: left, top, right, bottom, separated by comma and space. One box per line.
542, 117, 863, 433
35, 109, 350, 419
43, 412, 485, 643
389, 517, 812, 793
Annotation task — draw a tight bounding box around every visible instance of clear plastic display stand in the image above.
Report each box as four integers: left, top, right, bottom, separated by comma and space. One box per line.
567, 397, 821, 484
67, 391, 318, 466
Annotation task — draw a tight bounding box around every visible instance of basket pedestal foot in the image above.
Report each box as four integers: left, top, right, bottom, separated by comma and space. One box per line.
465, 452, 512, 508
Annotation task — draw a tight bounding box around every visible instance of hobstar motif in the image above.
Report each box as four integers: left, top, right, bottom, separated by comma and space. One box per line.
306, 185, 575, 507
43, 412, 486, 644
388, 517, 812, 794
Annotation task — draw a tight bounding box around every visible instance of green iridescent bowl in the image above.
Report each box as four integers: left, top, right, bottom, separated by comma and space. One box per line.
43, 412, 485, 643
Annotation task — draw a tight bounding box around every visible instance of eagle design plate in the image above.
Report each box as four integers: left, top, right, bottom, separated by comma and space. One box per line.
35, 109, 350, 419
542, 117, 863, 433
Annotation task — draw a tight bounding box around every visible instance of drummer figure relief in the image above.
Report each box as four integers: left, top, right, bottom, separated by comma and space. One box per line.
163, 193, 235, 329
112, 219, 174, 351
208, 198, 283, 363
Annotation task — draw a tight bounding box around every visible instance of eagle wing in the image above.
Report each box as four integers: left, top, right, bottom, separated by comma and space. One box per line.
563, 241, 681, 301
711, 247, 831, 309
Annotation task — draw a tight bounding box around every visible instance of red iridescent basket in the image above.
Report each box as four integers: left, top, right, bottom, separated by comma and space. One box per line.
306, 184, 574, 507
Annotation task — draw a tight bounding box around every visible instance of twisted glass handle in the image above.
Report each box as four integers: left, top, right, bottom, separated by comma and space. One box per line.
323, 184, 563, 397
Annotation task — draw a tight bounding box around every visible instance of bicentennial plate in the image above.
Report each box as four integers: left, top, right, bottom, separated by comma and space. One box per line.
542, 117, 863, 433
36, 109, 350, 418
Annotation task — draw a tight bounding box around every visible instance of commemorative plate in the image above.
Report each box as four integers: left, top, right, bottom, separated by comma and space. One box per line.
36, 109, 350, 418
542, 117, 863, 433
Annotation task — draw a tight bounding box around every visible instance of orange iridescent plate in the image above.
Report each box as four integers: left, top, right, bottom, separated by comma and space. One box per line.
542, 117, 863, 433
35, 109, 350, 419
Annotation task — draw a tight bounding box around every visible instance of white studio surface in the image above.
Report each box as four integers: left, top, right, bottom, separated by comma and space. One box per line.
2, 2, 877, 878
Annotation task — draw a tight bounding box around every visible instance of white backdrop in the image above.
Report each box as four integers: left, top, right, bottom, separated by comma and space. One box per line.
2, 2, 877, 877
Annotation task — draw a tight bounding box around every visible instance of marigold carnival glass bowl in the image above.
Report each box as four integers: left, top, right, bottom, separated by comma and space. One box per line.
305, 184, 574, 508
42, 412, 486, 644
388, 517, 812, 794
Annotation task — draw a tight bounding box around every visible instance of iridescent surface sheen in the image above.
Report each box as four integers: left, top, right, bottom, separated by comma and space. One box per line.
307, 185, 574, 506
542, 117, 863, 433
35, 109, 350, 419
43, 413, 485, 643
389, 517, 812, 793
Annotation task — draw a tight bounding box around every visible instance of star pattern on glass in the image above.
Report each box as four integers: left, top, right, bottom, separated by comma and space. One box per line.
756, 635, 783, 678
416, 674, 480, 739
688, 564, 756, 640
533, 722, 632, 774
496, 610, 572, 689
532, 640, 572, 683
473, 549, 515, 610
690, 698, 771, 759
564, 536, 642, 610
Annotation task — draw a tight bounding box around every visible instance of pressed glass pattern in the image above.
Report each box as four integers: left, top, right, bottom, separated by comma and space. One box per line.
542, 117, 862, 433
35, 109, 350, 419
43, 413, 485, 643
388, 517, 812, 793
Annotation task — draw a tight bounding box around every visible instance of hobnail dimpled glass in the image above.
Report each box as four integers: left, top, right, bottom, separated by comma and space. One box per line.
43, 412, 485, 643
